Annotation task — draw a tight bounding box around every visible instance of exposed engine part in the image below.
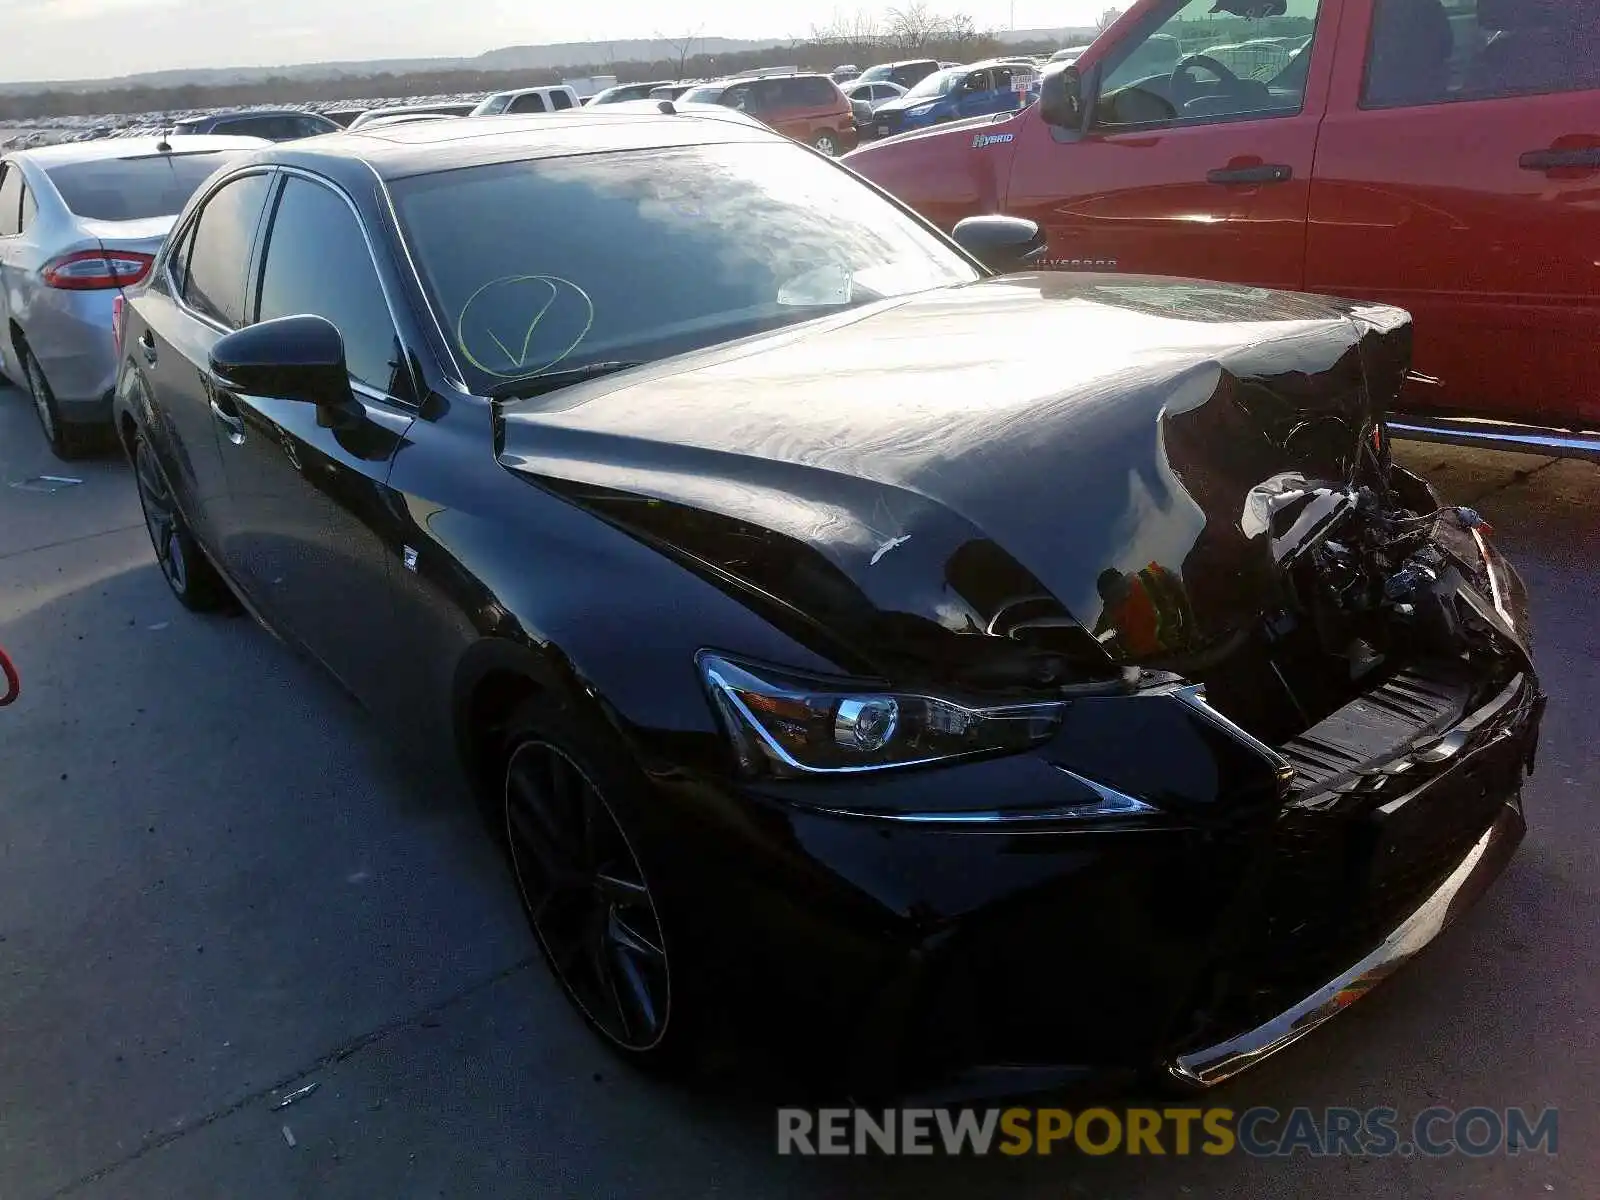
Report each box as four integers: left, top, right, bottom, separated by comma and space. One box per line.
1200, 481, 1508, 745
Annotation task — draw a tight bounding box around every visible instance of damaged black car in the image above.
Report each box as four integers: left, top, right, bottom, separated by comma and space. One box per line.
113, 111, 1544, 1097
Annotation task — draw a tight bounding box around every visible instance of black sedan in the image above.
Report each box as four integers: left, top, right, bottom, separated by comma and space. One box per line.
112, 111, 1544, 1097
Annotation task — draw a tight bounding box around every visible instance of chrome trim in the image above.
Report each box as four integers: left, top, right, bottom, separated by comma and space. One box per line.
1165, 801, 1525, 1088
1170, 684, 1296, 780
809, 770, 1161, 825
366, 162, 473, 395
1389, 414, 1600, 462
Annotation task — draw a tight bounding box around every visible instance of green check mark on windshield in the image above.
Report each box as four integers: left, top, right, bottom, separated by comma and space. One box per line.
485, 277, 559, 369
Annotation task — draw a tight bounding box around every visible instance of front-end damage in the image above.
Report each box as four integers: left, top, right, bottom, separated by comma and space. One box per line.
492, 275, 1543, 1090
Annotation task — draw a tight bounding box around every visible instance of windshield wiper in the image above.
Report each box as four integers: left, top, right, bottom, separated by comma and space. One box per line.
486, 361, 645, 400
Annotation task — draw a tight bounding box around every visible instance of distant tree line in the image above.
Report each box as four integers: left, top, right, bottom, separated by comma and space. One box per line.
0, 9, 1064, 121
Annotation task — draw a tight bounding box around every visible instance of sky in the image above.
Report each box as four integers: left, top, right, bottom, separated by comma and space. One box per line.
0, 0, 1112, 84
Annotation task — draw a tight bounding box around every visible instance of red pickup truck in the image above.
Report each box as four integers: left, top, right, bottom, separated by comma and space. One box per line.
845, 0, 1600, 456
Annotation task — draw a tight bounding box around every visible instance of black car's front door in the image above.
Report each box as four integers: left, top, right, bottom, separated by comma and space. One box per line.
209, 173, 415, 701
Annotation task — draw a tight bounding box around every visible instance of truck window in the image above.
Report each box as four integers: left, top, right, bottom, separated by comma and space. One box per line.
1364, 0, 1600, 109
1095, 0, 1322, 129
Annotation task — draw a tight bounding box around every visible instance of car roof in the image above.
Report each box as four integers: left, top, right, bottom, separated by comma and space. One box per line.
252, 110, 782, 185
712, 71, 833, 86
488, 86, 574, 98
12, 134, 269, 167
185, 109, 325, 121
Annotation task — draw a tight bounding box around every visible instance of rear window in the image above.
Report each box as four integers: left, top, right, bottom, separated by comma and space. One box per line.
788, 77, 840, 106
679, 85, 725, 104
45, 152, 236, 221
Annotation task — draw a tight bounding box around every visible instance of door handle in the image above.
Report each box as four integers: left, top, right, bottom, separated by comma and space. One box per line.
1207, 163, 1293, 185
209, 394, 246, 445
138, 330, 157, 365
1519, 147, 1600, 172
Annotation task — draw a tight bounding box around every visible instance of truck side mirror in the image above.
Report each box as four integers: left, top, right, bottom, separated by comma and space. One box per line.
1039, 64, 1086, 130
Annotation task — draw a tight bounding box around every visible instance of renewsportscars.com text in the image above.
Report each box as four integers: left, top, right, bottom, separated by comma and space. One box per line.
776, 1106, 1559, 1158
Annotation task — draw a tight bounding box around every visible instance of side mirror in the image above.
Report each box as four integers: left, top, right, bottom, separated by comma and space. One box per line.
209, 314, 352, 409
952, 215, 1047, 274
1039, 63, 1085, 130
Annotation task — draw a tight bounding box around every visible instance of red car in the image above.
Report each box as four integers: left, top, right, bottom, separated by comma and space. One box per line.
680, 74, 859, 157
846, 0, 1600, 455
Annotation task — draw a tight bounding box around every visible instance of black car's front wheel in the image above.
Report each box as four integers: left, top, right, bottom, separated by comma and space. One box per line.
500, 705, 692, 1065
133, 433, 230, 612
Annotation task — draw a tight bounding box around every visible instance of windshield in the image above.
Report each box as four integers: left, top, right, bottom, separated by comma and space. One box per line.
392, 142, 980, 399
679, 85, 725, 104
45, 152, 236, 221
902, 68, 958, 100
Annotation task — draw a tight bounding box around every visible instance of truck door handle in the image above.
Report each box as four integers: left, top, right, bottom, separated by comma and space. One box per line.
1207, 163, 1293, 185
138, 330, 157, 365
1520, 147, 1600, 172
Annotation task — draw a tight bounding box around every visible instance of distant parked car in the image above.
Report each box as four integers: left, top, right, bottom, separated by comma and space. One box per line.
471, 86, 582, 116
645, 84, 696, 101
1049, 45, 1093, 64
856, 59, 942, 90
830, 64, 861, 82
869, 60, 1040, 139
170, 109, 341, 141
679, 74, 858, 156
347, 103, 476, 129
0, 135, 266, 458
841, 79, 907, 110
588, 82, 676, 105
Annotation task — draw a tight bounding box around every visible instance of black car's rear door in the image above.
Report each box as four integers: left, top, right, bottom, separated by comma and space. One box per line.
210, 172, 415, 702
136, 169, 275, 552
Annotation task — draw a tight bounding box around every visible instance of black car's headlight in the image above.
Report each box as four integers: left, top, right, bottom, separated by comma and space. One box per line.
698, 653, 1067, 777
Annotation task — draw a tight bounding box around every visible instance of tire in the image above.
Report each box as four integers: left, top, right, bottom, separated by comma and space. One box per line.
494, 694, 700, 1073
23, 348, 94, 461
131, 431, 231, 612
812, 131, 840, 157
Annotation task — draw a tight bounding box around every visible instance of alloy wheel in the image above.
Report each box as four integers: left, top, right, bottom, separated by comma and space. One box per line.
504, 739, 670, 1051
814, 134, 839, 156
134, 440, 189, 595
25, 356, 56, 442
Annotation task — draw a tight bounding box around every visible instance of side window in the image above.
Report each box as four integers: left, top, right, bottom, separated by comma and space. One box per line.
1364, 0, 1600, 109
964, 69, 993, 95
256, 177, 403, 397
0, 166, 21, 237
1097, 0, 1321, 128
166, 220, 196, 296
293, 116, 331, 138
183, 173, 273, 328
19, 183, 36, 232
550, 90, 574, 111
722, 83, 755, 111
211, 119, 248, 136
508, 93, 547, 114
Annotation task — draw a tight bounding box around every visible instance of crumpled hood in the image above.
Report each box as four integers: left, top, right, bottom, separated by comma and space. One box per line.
498, 273, 1410, 683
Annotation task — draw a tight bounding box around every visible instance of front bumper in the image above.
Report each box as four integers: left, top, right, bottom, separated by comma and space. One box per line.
660, 632, 1542, 1097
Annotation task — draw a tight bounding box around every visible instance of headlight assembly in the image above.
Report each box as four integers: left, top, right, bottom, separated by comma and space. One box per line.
698, 653, 1067, 777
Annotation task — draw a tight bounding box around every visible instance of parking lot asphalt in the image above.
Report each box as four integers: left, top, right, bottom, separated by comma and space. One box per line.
1, 381, 1595, 1198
